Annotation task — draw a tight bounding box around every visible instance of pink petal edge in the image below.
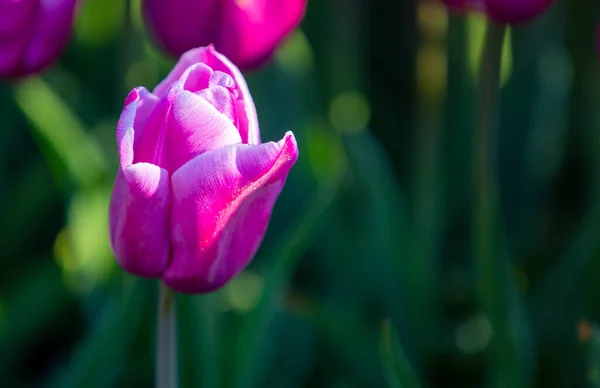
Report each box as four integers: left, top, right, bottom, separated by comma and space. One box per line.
109, 88, 172, 277
163, 131, 298, 293
153, 46, 260, 145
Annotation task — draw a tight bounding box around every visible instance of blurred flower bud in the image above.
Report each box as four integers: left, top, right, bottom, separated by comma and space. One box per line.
441, 0, 553, 24
485, 0, 553, 24
0, 0, 78, 78
142, 0, 307, 70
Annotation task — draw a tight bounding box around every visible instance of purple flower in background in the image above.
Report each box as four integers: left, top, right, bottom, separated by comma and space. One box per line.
442, 0, 485, 13
109, 46, 299, 294
0, 0, 78, 78
142, 0, 307, 70
442, 0, 553, 24
485, 0, 553, 23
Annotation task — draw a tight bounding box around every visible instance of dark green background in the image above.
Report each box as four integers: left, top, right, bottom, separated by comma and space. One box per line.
1, 0, 600, 386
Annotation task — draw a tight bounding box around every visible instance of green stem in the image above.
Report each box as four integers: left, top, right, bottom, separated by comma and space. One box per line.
157, 282, 177, 388
475, 23, 505, 304
380, 319, 421, 388
473, 22, 514, 386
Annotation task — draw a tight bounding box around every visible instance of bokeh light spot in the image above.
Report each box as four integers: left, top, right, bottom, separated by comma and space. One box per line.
275, 30, 314, 77
306, 120, 346, 184
418, 1, 448, 39
417, 43, 447, 103
455, 313, 492, 354
54, 188, 114, 294
126, 60, 159, 91
224, 271, 264, 313
578, 320, 594, 345
328, 92, 370, 134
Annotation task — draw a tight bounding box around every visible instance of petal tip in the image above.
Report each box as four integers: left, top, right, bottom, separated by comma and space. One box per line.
281, 131, 299, 162
124, 88, 140, 106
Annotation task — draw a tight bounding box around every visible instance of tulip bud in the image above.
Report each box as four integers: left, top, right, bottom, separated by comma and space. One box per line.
484, 0, 553, 24
109, 45, 299, 294
441, 0, 484, 13
142, 0, 307, 70
441, 0, 553, 24
0, 0, 78, 78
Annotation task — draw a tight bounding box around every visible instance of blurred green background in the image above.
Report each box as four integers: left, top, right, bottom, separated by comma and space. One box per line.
2, 0, 600, 386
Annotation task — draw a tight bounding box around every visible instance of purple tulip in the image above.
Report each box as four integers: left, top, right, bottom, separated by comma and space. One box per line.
441, 0, 553, 24
142, 0, 307, 71
109, 46, 299, 294
485, 0, 553, 23
0, 0, 78, 78
441, 0, 484, 13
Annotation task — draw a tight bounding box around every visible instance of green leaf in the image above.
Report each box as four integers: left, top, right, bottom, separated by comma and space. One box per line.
48, 276, 148, 388
14, 77, 109, 189
379, 319, 420, 388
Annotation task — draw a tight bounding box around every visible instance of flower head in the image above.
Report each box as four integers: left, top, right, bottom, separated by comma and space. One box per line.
109, 46, 299, 293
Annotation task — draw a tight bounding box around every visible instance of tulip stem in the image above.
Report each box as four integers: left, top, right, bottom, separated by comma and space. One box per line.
474, 22, 504, 270
156, 282, 178, 388
473, 22, 515, 386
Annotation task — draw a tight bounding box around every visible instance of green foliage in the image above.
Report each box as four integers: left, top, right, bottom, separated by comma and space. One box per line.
1, 0, 600, 387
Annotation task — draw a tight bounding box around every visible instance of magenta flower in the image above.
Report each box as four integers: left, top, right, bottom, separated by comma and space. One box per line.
0, 0, 78, 78
441, 0, 484, 13
142, 0, 307, 71
109, 46, 299, 294
442, 0, 553, 24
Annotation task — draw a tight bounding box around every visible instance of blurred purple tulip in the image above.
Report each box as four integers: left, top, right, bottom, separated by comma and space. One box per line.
442, 0, 553, 24
109, 46, 299, 294
142, 0, 307, 70
0, 0, 78, 78
485, 0, 553, 23
441, 0, 484, 13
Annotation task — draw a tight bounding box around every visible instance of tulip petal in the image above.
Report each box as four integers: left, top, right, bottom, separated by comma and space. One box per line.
154, 47, 216, 97
0, 0, 34, 35
163, 131, 298, 293
142, 0, 217, 63
197, 85, 238, 127
443, 0, 485, 13
166, 89, 242, 172
209, 70, 236, 90
118, 87, 161, 168
21, 0, 78, 75
153, 46, 260, 145
485, 0, 553, 23
0, 0, 34, 76
0, 37, 24, 76
131, 84, 177, 168
206, 47, 261, 145
222, 0, 307, 70
109, 163, 171, 277
111, 89, 171, 277
179, 62, 212, 93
